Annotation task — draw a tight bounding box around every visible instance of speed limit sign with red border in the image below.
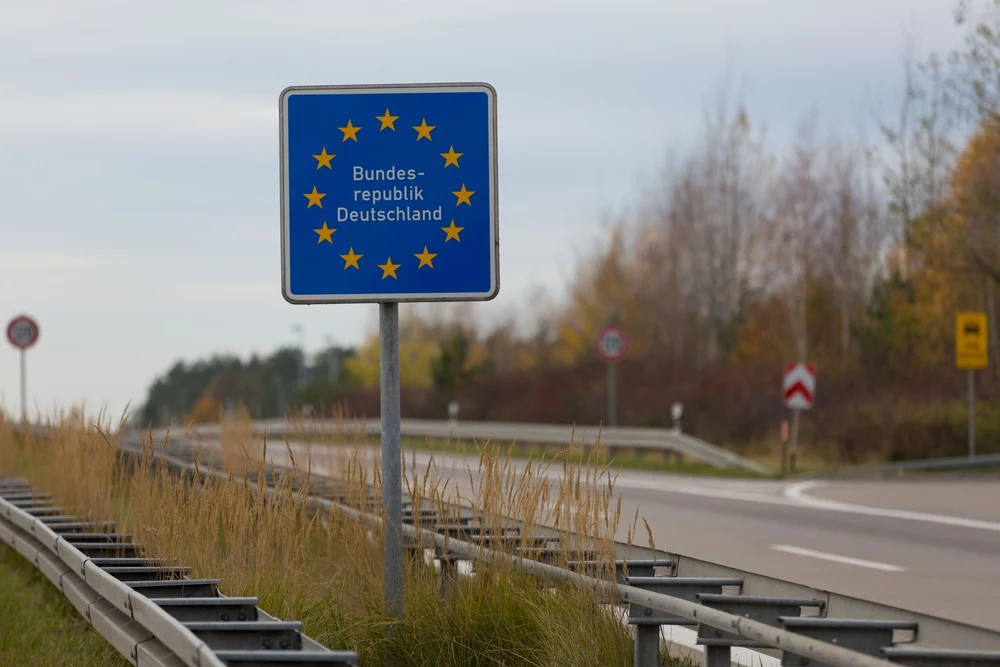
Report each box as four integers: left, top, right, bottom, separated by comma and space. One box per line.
6, 315, 40, 350
595, 326, 629, 362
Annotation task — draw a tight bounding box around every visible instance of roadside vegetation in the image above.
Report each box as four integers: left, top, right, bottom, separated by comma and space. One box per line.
139, 0, 1000, 469
0, 409, 689, 667
0, 543, 130, 666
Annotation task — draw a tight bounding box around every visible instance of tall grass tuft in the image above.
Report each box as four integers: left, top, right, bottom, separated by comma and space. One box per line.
0, 406, 658, 666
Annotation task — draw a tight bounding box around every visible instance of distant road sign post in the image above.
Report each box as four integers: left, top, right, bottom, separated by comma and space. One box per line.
279, 82, 498, 625
782, 362, 815, 473
6, 314, 40, 422
596, 326, 629, 427
956, 312, 988, 458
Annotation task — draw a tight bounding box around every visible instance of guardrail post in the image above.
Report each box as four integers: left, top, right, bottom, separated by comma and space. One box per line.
705, 645, 731, 667
633, 625, 660, 667
438, 553, 458, 599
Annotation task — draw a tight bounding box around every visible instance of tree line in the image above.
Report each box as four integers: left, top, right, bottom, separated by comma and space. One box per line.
139, 1, 1000, 461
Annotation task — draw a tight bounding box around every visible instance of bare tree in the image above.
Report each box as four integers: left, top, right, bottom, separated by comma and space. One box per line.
819, 137, 889, 357
880, 41, 958, 275
634, 86, 772, 364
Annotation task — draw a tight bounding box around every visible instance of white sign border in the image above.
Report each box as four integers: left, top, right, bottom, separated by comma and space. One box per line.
278, 82, 500, 305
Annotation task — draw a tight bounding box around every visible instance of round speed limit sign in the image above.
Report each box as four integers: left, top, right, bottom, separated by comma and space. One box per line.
595, 326, 629, 362
6, 315, 40, 350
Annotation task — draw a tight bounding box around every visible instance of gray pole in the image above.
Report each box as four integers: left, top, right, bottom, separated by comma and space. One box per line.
789, 409, 800, 471
274, 377, 287, 418
379, 303, 404, 620
292, 324, 306, 392
325, 335, 336, 384
969, 369, 976, 458
20, 349, 26, 423
607, 361, 617, 427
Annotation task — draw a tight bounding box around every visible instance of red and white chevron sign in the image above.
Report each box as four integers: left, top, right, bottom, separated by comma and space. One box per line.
783, 362, 815, 410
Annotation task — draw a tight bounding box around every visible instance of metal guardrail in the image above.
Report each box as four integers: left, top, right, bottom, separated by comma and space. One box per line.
186, 417, 771, 475
803, 453, 1000, 479
122, 431, 1000, 667
0, 474, 359, 667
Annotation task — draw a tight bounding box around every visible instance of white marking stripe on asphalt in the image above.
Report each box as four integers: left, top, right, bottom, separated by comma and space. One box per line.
782, 480, 1000, 533
770, 544, 906, 572
276, 441, 1000, 534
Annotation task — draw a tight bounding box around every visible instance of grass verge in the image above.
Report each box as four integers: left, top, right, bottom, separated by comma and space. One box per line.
394, 435, 770, 479
269, 414, 843, 479
0, 543, 130, 666
0, 407, 684, 667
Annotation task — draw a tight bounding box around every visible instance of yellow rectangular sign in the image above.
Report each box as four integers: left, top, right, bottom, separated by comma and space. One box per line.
956, 312, 988, 370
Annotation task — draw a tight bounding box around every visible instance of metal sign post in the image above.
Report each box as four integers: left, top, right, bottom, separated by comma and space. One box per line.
6, 315, 40, 422
378, 302, 403, 617
279, 82, 499, 626
956, 312, 988, 458
595, 326, 629, 427
969, 369, 976, 459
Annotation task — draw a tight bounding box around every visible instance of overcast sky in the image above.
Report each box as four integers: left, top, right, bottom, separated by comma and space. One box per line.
0, 0, 964, 421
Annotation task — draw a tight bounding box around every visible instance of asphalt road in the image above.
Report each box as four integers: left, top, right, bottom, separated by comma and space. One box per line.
259, 441, 1000, 632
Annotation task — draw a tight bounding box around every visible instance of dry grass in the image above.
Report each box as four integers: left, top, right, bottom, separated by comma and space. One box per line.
0, 407, 665, 667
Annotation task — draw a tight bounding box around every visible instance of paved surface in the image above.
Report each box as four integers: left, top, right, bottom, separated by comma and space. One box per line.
799, 479, 1000, 522
259, 440, 1000, 632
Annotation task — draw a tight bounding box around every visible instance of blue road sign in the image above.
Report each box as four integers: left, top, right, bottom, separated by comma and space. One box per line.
279, 83, 499, 304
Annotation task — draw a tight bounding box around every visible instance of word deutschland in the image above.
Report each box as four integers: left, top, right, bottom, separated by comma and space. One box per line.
337, 206, 444, 222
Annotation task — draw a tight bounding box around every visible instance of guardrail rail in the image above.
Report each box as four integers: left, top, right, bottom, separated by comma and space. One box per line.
803, 453, 1000, 479
120, 428, 1000, 667
182, 417, 770, 474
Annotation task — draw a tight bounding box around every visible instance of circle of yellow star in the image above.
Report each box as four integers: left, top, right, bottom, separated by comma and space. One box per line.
340, 247, 362, 269
441, 220, 464, 242
312, 147, 335, 169
304, 186, 326, 208
339, 120, 361, 142
313, 222, 336, 244
440, 145, 463, 168
413, 118, 435, 141
376, 109, 399, 131
378, 257, 401, 279
415, 246, 438, 268
452, 184, 475, 206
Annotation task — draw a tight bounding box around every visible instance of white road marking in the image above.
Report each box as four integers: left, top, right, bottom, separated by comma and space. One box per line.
270, 441, 1000, 534
782, 480, 1000, 533
770, 544, 906, 572
419, 456, 1000, 534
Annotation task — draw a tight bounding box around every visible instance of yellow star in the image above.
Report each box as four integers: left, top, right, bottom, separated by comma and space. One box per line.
312, 147, 335, 169
304, 186, 326, 208
338, 119, 361, 142
440, 145, 463, 168
441, 220, 464, 242
414, 246, 438, 268
378, 257, 401, 279
452, 184, 475, 206
413, 118, 435, 141
376, 108, 399, 131
313, 222, 336, 244
340, 247, 362, 269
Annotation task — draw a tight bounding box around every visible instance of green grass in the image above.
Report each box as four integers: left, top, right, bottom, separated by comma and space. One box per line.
0, 544, 130, 666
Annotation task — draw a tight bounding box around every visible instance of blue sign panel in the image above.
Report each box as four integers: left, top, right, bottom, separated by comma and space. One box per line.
279, 83, 499, 304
